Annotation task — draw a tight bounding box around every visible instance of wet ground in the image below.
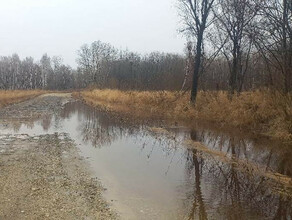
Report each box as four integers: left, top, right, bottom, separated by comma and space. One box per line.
0, 94, 115, 220
0, 94, 291, 219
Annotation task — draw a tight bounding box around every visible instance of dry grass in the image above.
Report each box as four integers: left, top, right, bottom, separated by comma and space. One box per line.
74, 89, 292, 141
0, 90, 46, 108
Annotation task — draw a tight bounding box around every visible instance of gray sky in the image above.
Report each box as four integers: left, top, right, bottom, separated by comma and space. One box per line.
0, 0, 186, 67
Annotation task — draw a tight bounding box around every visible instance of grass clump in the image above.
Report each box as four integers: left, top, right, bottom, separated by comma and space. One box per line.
0, 90, 46, 108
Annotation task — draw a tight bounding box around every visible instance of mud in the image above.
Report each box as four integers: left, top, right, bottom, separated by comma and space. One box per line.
0, 94, 116, 220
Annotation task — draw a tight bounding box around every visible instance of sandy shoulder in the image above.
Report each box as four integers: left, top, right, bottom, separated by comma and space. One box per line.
0, 133, 116, 219
0, 94, 117, 220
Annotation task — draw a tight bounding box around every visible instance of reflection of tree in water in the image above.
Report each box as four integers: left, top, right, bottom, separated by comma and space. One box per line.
184, 130, 208, 220
61, 102, 292, 219
40, 114, 53, 131
81, 110, 125, 147
61, 101, 187, 151
196, 127, 292, 178
61, 102, 291, 218
139, 131, 184, 162
2, 100, 291, 219
61, 102, 143, 147
11, 122, 22, 132
182, 129, 292, 219
2, 115, 53, 133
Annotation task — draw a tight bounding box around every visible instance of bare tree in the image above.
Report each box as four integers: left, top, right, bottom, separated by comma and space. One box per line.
213, 0, 259, 95
181, 41, 194, 91
77, 41, 117, 88
40, 54, 52, 89
256, 0, 292, 93
178, 0, 216, 104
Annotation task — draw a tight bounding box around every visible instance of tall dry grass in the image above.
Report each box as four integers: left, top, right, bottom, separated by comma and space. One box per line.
74, 89, 292, 141
0, 90, 46, 108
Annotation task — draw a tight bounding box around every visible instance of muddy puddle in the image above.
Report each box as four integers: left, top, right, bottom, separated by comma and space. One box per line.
1, 100, 291, 219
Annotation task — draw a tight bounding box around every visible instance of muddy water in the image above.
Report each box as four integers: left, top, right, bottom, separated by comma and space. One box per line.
1, 100, 291, 219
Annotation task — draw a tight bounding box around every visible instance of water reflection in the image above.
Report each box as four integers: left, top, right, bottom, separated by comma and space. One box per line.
182, 130, 292, 219
0, 101, 291, 219
61, 102, 143, 147
60, 102, 292, 219
184, 131, 207, 220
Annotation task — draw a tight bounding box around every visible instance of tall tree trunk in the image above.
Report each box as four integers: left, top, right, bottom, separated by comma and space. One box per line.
282, 0, 291, 93
190, 32, 203, 104
229, 42, 239, 95
283, 0, 288, 93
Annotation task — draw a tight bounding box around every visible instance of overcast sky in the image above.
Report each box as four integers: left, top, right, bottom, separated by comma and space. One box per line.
0, 0, 186, 67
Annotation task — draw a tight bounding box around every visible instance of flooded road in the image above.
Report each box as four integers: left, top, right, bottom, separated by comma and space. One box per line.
1, 95, 291, 219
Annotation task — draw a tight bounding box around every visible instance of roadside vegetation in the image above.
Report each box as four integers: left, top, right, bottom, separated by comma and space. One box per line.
0, 90, 45, 108
75, 89, 292, 141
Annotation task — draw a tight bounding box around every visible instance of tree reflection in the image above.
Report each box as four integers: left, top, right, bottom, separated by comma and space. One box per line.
182, 129, 292, 219
60, 102, 292, 219
184, 130, 208, 220
40, 114, 53, 131
62, 101, 141, 147
7, 100, 288, 219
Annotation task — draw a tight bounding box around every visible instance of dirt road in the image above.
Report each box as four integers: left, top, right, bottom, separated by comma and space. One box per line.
0, 94, 116, 219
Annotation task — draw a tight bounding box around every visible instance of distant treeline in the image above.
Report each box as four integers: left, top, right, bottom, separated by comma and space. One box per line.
0, 48, 186, 91
0, 38, 289, 92
0, 54, 75, 90
0, 38, 290, 92
76, 41, 185, 90
76, 39, 290, 92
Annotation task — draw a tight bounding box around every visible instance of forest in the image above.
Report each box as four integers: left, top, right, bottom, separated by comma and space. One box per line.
0, 0, 290, 96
